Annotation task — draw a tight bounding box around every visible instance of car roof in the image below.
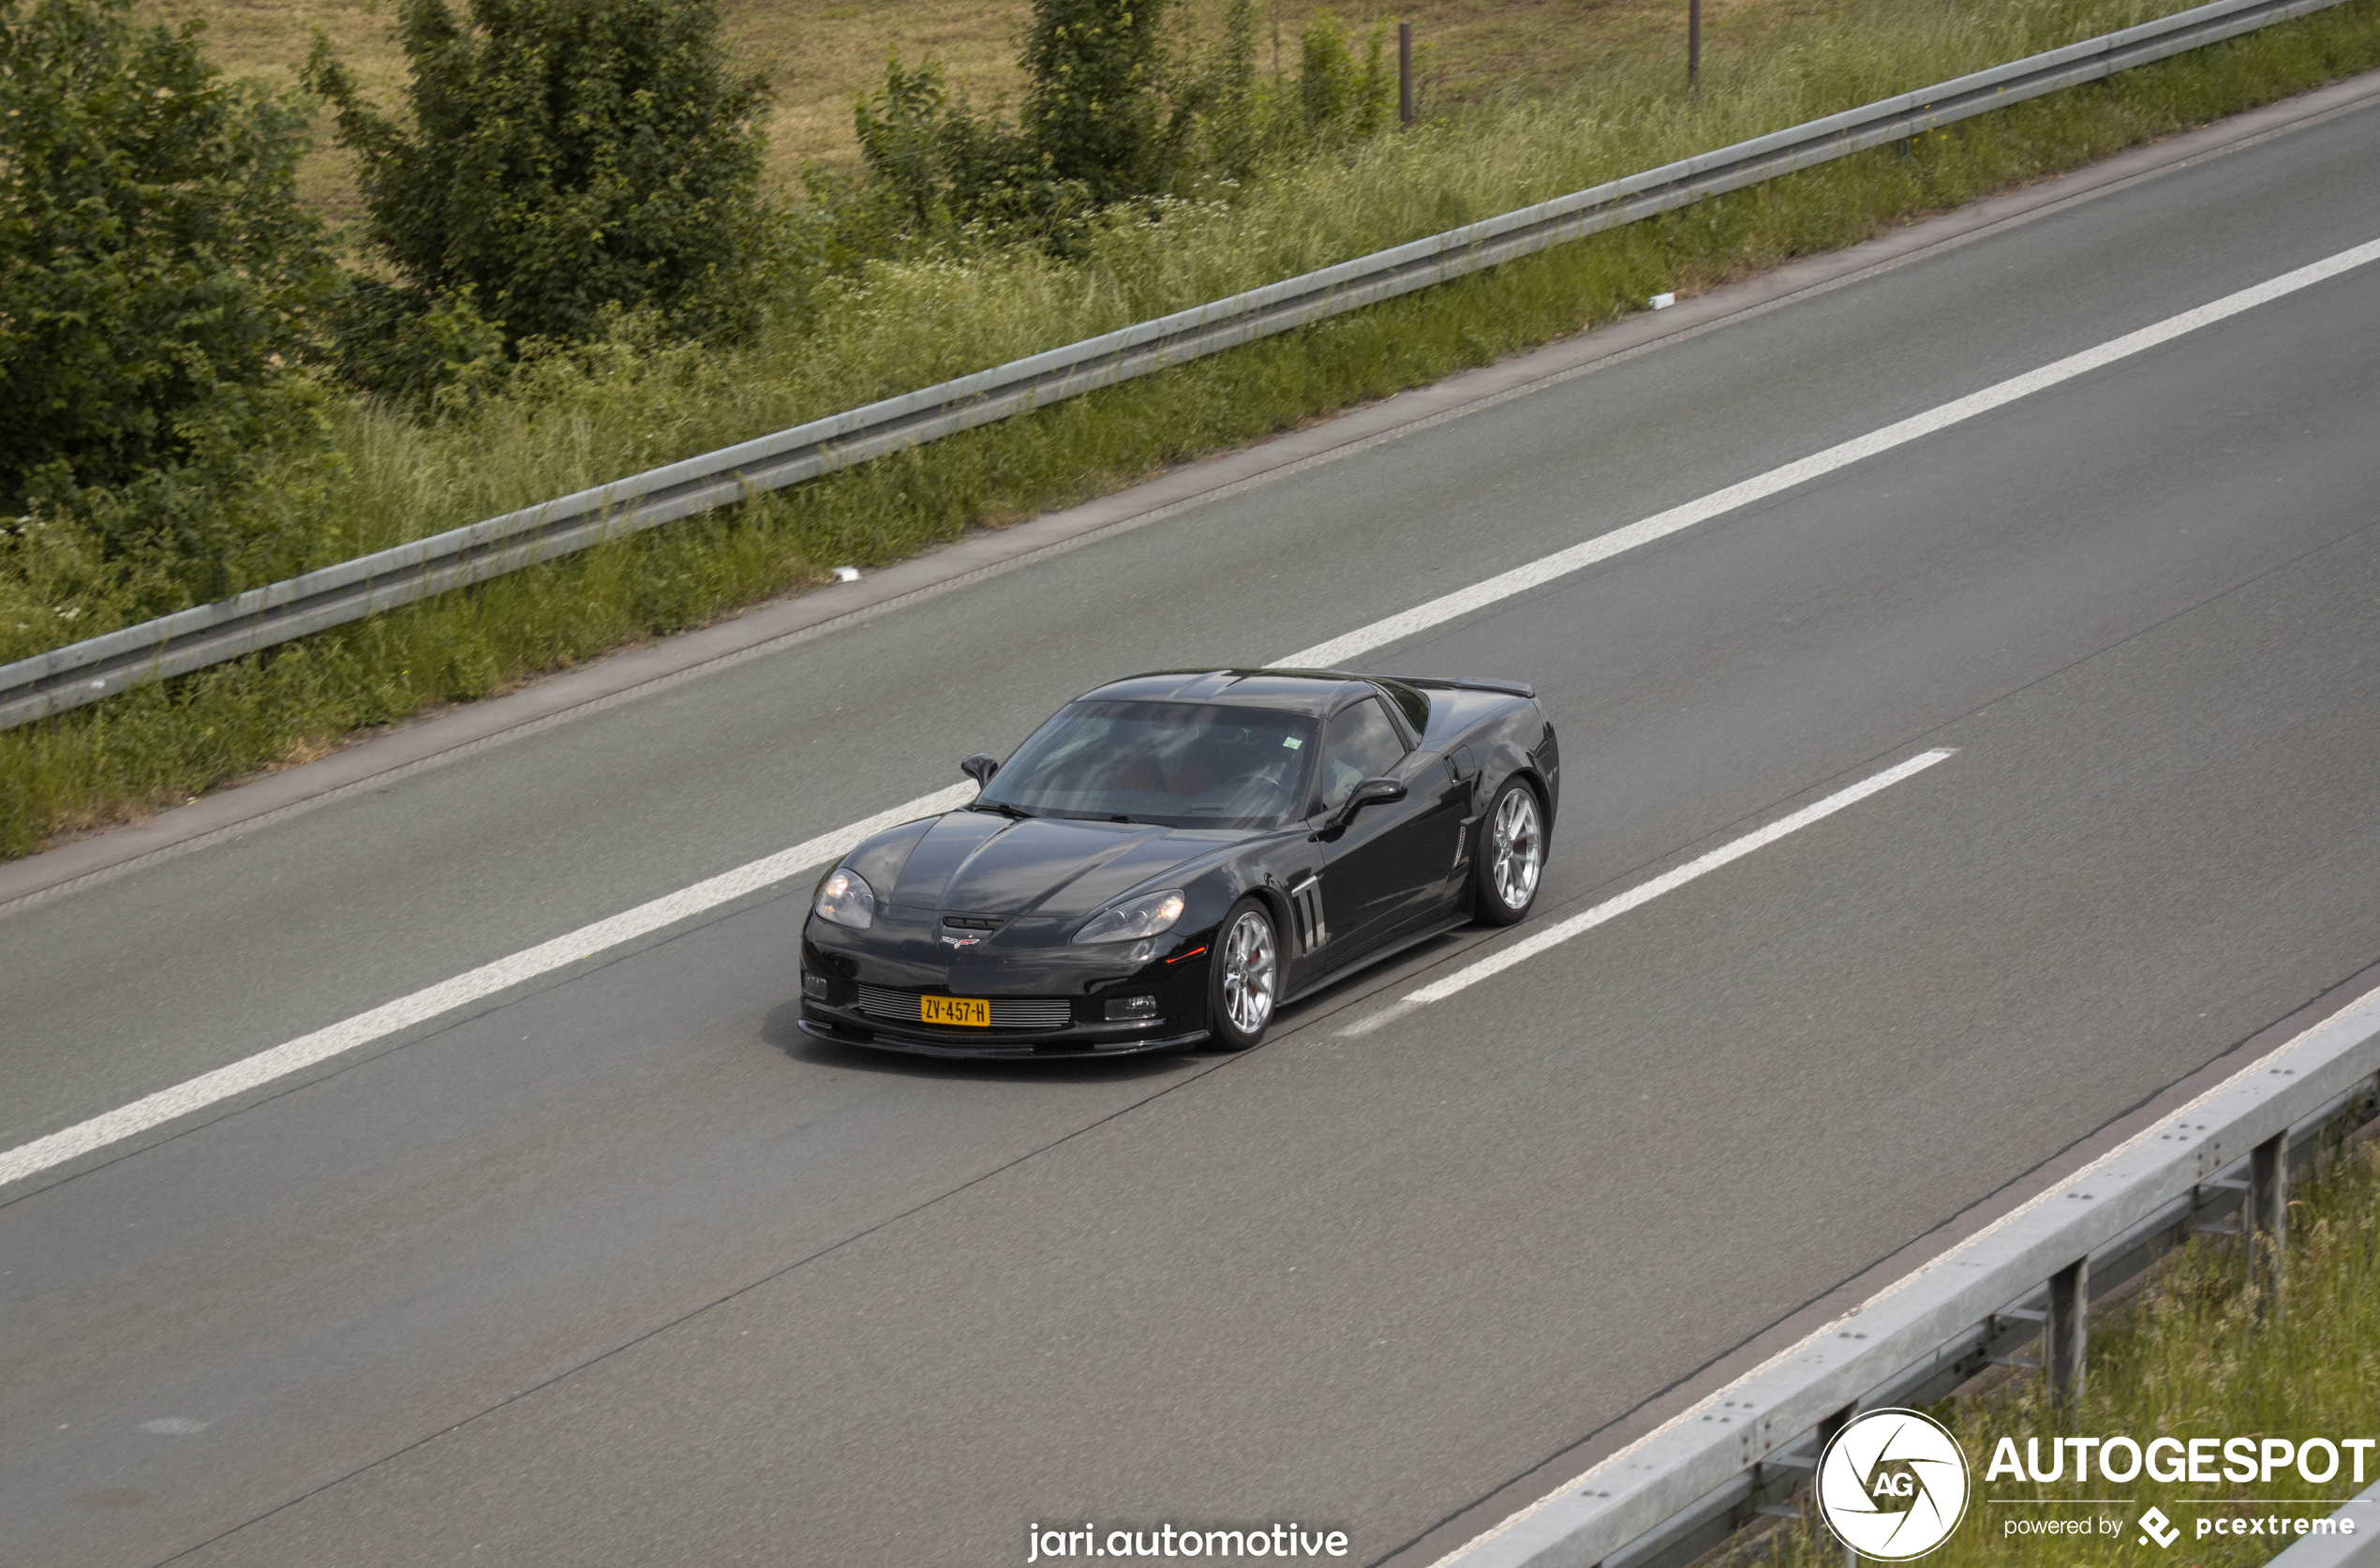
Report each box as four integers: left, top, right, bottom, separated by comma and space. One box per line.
1080, 668, 1386, 717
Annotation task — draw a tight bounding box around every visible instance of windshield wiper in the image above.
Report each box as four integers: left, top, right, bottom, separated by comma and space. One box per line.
970, 800, 1034, 820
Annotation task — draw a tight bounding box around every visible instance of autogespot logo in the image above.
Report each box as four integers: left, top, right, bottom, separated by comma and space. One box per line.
1815, 1409, 1972, 1560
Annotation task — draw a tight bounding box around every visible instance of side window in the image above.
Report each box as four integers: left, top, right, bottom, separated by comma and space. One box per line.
1315, 698, 1410, 811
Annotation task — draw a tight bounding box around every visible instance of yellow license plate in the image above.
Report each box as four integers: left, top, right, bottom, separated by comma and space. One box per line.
921, 995, 991, 1027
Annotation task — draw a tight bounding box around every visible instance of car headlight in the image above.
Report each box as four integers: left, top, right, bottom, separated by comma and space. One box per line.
1073, 889, 1187, 945
813, 867, 876, 931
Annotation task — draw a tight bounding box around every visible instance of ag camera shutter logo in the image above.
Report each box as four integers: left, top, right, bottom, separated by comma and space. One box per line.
1815, 1409, 1971, 1560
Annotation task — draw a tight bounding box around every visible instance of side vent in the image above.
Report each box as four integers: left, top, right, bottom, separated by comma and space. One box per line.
1287, 874, 1328, 956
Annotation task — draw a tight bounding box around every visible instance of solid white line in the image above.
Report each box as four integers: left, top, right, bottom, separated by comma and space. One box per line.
1340, 750, 1956, 1037
1281, 235, 2380, 669
0, 784, 976, 1188
7, 235, 2374, 1191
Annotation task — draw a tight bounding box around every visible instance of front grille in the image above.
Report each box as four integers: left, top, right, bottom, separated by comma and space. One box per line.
855, 984, 1072, 1030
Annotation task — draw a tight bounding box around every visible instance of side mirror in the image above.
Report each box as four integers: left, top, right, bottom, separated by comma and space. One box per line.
960, 753, 1001, 787
1336, 776, 1406, 826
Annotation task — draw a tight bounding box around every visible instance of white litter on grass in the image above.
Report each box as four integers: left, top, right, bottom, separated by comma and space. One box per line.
831, 565, 861, 583
1649, 291, 1677, 309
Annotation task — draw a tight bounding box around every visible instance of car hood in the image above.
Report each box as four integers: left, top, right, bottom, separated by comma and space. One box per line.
885, 810, 1243, 920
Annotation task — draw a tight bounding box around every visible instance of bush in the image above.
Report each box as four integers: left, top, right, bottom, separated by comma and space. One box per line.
323, 279, 510, 412
1019, 0, 1183, 203
0, 0, 340, 591
305, 0, 776, 351
1295, 11, 1393, 147
848, 52, 1070, 246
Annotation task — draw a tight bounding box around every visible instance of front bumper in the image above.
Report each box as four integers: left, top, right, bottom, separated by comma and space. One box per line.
800, 910, 1217, 1060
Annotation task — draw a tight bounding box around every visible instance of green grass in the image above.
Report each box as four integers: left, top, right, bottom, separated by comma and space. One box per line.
7, 0, 2380, 857
1757, 1132, 2380, 1568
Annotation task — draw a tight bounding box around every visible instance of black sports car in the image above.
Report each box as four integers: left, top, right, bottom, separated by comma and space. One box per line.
796, 668, 1558, 1058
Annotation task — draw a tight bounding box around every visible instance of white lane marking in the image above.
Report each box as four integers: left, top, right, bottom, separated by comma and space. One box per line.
1282, 236, 2380, 669
1340, 750, 1955, 1037
0, 784, 975, 1188
7, 237, 2374, 1189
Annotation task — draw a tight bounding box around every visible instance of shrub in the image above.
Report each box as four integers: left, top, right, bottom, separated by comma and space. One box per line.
848, 52, 1064, 245
1019, 0, 1183, 203
0, 0, 340, 591
305, 0, 776, 350
1295, 11, 1392, 146
323, 279, 510, 412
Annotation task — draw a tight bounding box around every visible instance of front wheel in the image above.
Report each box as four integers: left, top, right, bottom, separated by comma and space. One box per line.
1207, 898, 1280, 1050
1473, 779, 1545, 926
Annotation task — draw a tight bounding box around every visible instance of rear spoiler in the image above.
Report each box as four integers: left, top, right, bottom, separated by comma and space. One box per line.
1376, 675, 1536, 700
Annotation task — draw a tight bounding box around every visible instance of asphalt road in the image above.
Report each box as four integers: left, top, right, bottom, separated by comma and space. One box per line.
4, 82, 2379, 1568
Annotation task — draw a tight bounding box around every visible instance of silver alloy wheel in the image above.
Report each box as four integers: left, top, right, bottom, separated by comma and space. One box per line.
1220, 909, 1278, 1036
1491, 786, 1543, 911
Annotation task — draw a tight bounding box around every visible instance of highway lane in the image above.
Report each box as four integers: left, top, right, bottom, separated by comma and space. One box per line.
9, 82, 2380, 1156
3, 83, 2378, 1568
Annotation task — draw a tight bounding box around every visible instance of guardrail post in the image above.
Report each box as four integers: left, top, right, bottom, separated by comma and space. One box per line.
2045, 1259, 2087, 1405
2250, 1129, 2287, 1310
1817, 1406, 1858, 1568
1399, 22, 1414, 127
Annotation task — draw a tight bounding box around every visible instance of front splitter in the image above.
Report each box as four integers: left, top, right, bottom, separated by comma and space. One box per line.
796, 1018, 1211, 1061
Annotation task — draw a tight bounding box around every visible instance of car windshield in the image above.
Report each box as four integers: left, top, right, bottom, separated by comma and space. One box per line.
979, 701, 1319, 829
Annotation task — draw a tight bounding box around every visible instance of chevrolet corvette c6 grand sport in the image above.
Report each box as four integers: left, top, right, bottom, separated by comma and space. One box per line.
796, 668, 1559, 1057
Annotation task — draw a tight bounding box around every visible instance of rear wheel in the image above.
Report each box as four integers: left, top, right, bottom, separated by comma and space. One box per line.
1473, 779, 1544, 926
1207, 898, 1280, 1050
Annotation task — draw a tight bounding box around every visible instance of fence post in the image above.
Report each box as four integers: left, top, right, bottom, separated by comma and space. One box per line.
2250, 1130, 2287, 1308
1688, 0, 1702, 96
2045, 1258, 2087, 1405
1399, 21, 1414, 127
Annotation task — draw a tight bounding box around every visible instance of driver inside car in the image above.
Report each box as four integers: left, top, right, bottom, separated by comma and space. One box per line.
1315, 698, 1407, 811
1108, 707, 1221, 796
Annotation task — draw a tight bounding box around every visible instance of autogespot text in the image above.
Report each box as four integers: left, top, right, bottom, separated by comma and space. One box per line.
1027, 1523, 1350, 1561
1984, 1434, 2376, 1485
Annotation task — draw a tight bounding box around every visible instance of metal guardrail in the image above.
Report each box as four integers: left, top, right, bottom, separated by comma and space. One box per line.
1439, 988, 2380, 1568
0, 0, 2354, 731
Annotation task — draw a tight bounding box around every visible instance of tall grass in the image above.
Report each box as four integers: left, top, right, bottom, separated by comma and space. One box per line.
1760, 1135, 2380, 1568
7, 0, 2380, 857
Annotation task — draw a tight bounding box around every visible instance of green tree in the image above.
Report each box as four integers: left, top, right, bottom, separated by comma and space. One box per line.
1019, 0, 1180, 203
0, 0, 337, 575
305, 0, 774, 348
